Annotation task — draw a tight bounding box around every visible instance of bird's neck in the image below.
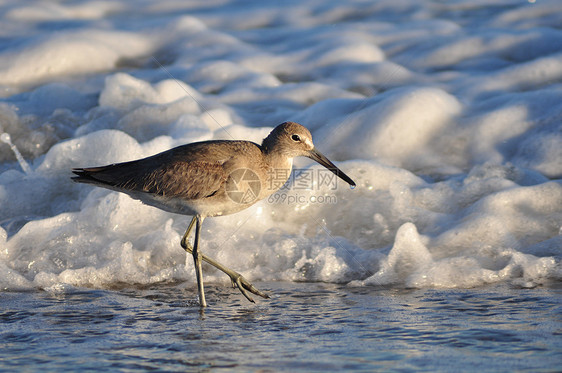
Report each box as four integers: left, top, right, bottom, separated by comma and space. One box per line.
262, 151, 294, 196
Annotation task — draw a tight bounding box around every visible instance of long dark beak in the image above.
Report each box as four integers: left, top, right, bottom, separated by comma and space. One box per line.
307, 148, 356, 188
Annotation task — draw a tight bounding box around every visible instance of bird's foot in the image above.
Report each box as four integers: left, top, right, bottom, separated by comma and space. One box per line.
181, 230, 269, 303
229, 273, 269, 303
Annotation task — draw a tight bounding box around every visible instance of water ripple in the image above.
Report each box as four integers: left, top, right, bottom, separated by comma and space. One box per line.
0, 283, 560, 371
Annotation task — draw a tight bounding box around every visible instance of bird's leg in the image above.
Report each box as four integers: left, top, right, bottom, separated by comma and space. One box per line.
203, 252, 270, 303
193, 216, 207, 307
180, 216, 207, 307
180, 216, 197, 251
180, 217, 269, 303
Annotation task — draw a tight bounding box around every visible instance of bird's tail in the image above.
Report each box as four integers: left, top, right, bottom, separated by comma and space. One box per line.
71, 166, 118, 187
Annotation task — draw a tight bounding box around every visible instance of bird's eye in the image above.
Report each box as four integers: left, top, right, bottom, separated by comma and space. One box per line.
291, 134, 301, 142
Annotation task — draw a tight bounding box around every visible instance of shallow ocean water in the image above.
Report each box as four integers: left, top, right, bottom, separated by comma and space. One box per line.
2, 282, 560, 372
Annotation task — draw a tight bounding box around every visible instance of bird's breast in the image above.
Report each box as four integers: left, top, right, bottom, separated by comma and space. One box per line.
260, 158, 293, 199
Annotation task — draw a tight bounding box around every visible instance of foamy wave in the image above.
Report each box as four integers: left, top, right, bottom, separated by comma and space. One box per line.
1, 0, 560, 292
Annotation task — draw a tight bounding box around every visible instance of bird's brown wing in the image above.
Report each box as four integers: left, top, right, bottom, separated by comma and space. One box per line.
72, 158, 228, 201
72, 140, 263, 201
137, 160, 227, 199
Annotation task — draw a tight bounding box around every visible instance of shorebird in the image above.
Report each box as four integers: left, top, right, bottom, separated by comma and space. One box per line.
72, 122, 356, 307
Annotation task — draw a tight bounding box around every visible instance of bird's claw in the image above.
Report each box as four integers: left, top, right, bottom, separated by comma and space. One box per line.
230, 273, 269, 303
182, 232, 269, 303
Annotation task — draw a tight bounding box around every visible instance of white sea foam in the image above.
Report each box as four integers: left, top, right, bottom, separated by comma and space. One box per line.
0, 0, 560, 292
